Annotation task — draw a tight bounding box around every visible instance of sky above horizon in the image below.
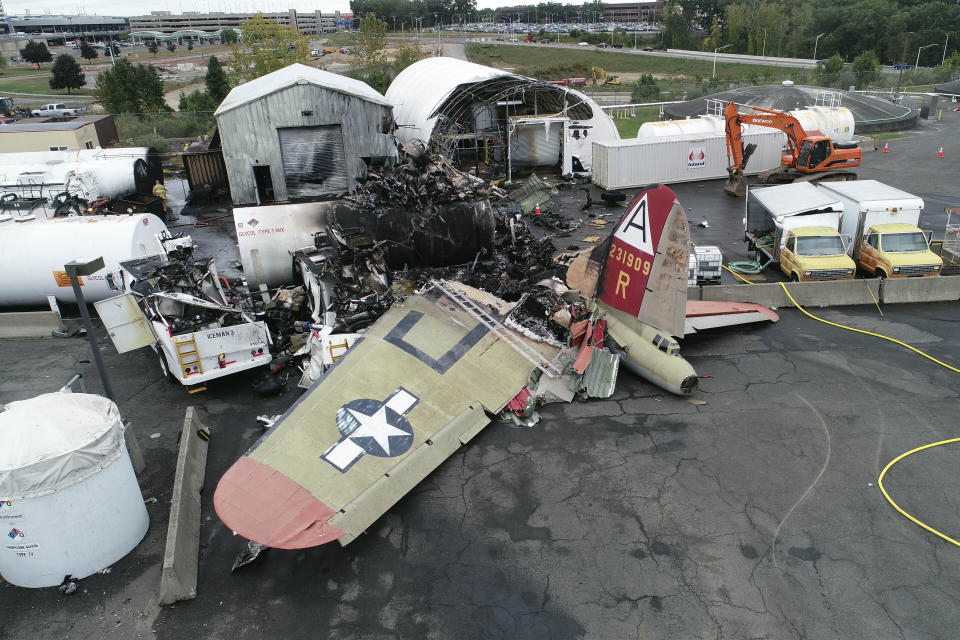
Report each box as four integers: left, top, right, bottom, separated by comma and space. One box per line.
3, 0, 535, 19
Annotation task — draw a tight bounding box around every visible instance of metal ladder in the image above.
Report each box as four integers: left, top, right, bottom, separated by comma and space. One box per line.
174, 336, 203, 377
432, 279, 562, 379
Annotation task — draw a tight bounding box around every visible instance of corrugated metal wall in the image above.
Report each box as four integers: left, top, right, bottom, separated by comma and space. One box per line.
183, 149, 228, 190
216, 84, 396, 205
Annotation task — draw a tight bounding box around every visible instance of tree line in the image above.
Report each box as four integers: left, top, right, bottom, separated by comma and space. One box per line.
651, 1, 956, 65
350, 0, 479, 28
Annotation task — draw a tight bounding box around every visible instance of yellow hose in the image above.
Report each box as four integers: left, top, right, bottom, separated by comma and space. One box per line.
877, 439, 960, 548
778, 282, 960, 374
777, 282, 960, 546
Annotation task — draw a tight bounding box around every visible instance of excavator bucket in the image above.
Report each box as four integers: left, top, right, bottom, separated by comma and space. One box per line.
723, 173, 748, 197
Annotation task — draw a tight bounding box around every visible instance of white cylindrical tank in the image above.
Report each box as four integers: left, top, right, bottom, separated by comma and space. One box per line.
789, 106, 855, 143
638, 115, 725, 138
638, 107, 854, 144
0, 214, 170, 307
0, 393, 148, 588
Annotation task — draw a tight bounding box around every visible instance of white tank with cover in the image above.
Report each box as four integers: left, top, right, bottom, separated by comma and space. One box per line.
0, 213, 170, 307
0, 392, 148, 588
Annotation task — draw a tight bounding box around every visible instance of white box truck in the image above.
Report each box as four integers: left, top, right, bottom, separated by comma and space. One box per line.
817, 180, 942, 277
745, 183, 856, 281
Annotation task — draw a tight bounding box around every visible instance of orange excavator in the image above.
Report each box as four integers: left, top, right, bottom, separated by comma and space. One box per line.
723, 100, 861, 197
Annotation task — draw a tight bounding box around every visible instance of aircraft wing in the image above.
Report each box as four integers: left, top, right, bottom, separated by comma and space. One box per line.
684, 300, 779, 335
214, 282, 558, 549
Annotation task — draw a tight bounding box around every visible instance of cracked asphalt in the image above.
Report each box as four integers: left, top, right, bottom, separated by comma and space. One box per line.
2, 104, 959, 639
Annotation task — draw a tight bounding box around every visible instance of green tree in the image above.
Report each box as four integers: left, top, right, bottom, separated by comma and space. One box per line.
20, 40, 53, 65
179, 89, 217, 113
355, 13, 388, 71
149, 40, 159, 55
231, 14, 309, 83
187, 40, 194, 51
205, 56, 231, 104
581, 1, 604, 21
80, 41, 99, 61
851, 50, 880, 88
351, 68, 390, 94
49, 54, 86, 95
220, 28, 239, 44
392, 39, 426, 74
166, 41, 177, 53
701, 16, 723, 52
135, 63, 167, 111
630, 73, 659, 101
661, 2, 690, 49
95, 59, 168, 114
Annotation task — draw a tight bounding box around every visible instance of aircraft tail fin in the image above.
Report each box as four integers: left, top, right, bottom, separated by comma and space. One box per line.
568, 185, 690, 336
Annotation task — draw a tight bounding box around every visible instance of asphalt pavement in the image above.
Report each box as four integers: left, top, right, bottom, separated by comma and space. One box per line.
1, 101, 959, 640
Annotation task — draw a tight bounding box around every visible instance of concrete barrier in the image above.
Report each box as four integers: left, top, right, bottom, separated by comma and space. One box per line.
689, 279, 881, 308
880, 275, 960, 304
0, 311, 61, 338
158, 407, 210, 606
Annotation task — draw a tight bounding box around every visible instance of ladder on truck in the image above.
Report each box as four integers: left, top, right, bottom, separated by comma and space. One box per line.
174, 336, 203, 378
432, 279, 562, 379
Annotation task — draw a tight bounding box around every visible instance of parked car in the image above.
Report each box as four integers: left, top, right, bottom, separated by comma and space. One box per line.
596, 42, 608, 48
612, 42, 623, 48
893, 62, 914, 70
30, 103, 86, 118
641, 47, 654, 51
496, 36, 505, 41
540, 39, 550, 44
578, 42, 590, 47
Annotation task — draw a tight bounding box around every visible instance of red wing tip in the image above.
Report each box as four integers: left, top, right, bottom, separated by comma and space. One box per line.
214, 456, 346, 549
686, 300, 779, 322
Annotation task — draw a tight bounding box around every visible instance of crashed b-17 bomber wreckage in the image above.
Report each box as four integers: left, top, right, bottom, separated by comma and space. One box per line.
214, 182, 778, 552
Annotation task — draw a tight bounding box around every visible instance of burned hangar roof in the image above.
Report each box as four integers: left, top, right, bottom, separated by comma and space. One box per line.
665, 85, 917, 132
215, 63, 392, 116
385, 57, 609, 145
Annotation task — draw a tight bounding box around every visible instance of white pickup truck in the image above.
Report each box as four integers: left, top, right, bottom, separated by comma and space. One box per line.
31, 103, 86, 117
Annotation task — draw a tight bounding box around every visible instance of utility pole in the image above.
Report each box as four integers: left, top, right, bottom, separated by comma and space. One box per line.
896, 32, 914, 100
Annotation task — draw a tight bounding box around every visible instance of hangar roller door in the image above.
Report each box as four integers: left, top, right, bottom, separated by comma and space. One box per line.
278, 125, 349, 198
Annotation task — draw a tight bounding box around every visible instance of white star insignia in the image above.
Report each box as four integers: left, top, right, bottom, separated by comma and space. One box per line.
347, 406, 409, 455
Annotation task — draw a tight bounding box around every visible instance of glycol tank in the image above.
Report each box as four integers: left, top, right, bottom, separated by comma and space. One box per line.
638, 107, 855, 144
0, 213, 170, 307
0, 393, 148, 588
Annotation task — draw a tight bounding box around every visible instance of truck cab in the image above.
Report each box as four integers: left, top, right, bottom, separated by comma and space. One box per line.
858, 223, 942, 277
779, 226, 856, 281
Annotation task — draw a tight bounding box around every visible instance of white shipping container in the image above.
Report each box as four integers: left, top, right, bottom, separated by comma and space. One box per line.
592, 130, 785, 190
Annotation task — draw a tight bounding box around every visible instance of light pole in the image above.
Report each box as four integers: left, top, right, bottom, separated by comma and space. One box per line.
760, 27, 767, 58
916, 43, 938, 68
65, 257, 116, 404
943, 32, 950, 66
713, 44, 731, 78
813, 32, 825, 61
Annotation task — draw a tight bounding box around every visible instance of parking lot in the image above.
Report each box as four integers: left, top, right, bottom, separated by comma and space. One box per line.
0, 104, 958, 639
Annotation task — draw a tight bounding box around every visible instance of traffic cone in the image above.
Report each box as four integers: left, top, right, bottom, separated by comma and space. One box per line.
882, 143, 889, 153
534, 202, 541, 215
937, 146, 944, 158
